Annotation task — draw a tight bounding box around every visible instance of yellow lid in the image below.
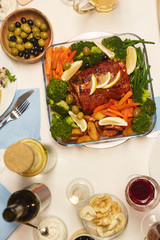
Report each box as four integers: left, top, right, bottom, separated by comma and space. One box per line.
4, 142, 34, 173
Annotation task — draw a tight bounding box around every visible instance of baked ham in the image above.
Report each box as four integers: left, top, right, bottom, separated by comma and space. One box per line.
69, 60, 132, 115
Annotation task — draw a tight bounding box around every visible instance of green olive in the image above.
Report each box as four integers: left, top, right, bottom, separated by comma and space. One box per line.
77, 111, 84, 120
66, 94, 73, 104
72, 105, 79, 114
32, 26, 40, 33
28, 33, 34, 40
7, 32, 14, 40
63, 62, 71, 71
38, 38, 45, 47
24, 42, 33, 49
33, 32, 41, 39
40, 23, 48, 31
23, 25, 31, 34
35, 19, 42, 28
8, 22, 15, 32
11, 47, 19, 56
16, 44, 25, 51
9, 41, 16, 48
16, 36, 23, 44
40, 31, 48, 39
133, 107, 141, 118
20, 31, 28, 38
14, 28, 21, 36
83, 46, 91, 56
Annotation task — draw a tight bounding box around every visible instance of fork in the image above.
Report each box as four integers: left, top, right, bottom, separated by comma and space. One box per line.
0, 100, 30, 129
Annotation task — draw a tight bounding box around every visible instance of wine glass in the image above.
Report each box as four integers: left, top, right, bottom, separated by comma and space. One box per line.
125, 175, 160, 212
66, 178, 94, 208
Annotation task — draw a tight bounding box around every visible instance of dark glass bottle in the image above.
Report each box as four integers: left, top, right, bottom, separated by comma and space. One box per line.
3, 183, 51, 223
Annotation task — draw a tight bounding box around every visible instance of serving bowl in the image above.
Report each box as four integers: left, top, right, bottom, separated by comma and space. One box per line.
79, 193, 128, 240
42, 32, 156, 147
0, 8, 53, 63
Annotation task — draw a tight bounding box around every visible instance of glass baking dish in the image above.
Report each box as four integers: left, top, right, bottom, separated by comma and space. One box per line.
42, 32, 156, 147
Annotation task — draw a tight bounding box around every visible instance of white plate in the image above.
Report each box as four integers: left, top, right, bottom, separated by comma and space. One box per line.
149, 134, 160, 185
0, 45, 17, 117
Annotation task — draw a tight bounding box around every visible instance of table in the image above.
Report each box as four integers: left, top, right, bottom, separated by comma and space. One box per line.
0, 0, 160, 239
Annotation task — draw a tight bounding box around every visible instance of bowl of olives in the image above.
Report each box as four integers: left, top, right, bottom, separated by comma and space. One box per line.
0, 8, 53, 63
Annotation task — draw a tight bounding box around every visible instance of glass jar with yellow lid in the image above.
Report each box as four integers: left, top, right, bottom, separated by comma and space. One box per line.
4, 138, 57, 177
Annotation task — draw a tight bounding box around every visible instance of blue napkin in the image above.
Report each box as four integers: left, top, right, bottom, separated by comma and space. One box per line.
0, 88, 41, 149
0, 183, 19, 240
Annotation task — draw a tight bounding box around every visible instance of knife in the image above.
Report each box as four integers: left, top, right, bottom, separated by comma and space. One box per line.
0, 89, 35, 123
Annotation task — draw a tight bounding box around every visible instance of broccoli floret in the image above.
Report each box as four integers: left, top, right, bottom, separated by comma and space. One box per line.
51, 100, 69, 116
133, 88, 151, 104
141, 98, 156, 116
101, 36, 126, 62
50, 117, 72, 141
47, 98, 54, 105
65, 116, 79, 128
131, 112, 152, 134
46, 77, 69, 103
71, 41, 103, 69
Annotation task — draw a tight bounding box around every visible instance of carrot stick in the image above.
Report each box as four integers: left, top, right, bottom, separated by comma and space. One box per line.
119, 91, 133, 105
45, 47, 53, 77
107, 108, 124, 117
93, 102, 110, 113
118, 102, 140, 110
67, 50, 77, 62
100, 110, 117, 117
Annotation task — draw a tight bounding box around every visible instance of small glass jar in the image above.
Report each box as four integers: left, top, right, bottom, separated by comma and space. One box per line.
4, 138, 57, 177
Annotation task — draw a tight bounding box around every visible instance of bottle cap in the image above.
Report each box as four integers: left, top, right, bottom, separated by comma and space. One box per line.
4, 142, 34, 173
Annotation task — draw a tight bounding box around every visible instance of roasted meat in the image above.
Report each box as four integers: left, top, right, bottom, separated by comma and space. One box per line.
69, 60, 132, 115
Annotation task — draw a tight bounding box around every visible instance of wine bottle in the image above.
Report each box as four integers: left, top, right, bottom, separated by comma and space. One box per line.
3, 183, 51, 223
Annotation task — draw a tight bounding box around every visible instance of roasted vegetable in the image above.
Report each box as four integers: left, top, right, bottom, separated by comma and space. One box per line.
46, 77, 69, 103
131, 112, 152, 134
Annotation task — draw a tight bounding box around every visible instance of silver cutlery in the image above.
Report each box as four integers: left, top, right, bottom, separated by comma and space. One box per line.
0, 100, 30, 129
0, 89, 34, 123
24, 222, 49, 236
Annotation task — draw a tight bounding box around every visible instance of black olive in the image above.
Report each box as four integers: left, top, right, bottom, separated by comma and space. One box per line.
21, 17, 26, 23
27, 19, 34, 26
15, 22, 21, 28
30, 49, 34, 55
24, 53, 30, 59
39, 46, 44, 52
10, 36, 16, 42
23, 49, 30, 54
102, 54, 109, 61
74, 236, 95, 240
83, 63, 90, 69
33, 45, 39, 51
18, 51, 24, 57
23, 38, 28, 43
33, 50, 39, 56
30, 37, 38, 46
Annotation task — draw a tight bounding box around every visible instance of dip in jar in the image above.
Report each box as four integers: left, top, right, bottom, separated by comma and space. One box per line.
34, 216, 68, 240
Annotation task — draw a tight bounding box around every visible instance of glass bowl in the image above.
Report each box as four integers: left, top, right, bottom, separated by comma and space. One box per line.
42, 32, 156, 147
78, 193, 128, 240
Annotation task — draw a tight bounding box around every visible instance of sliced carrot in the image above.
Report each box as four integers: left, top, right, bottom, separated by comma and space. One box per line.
93, 102, 111, 113
100, 110, 117, 117
45, 47, 53, 77
107, 108, 123, 117
118, 102, 140, 110
119, 91, 133, 106
66, 50, 77, 63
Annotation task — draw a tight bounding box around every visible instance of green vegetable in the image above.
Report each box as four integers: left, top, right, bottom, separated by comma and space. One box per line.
131, 112, 152, 134
50, 114, 72, 141
47, 98, 54, 105
65, 115, 79, 128
51, 100, 69, 116
122, 39, 155, 49
133, 88, 151, 104
5, 69, 17, 82
101, 36, 126, 62
46, 77, 69, 103
71, 41, 104, 69
141, 98, 156, 116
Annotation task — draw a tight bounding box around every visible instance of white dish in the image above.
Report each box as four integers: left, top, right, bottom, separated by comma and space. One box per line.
149, 135, 160, 185
0, 45, 17, 117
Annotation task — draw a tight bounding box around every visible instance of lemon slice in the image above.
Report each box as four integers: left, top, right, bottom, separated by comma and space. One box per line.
103, 71, 121, 89
61, 60, 83, 81
99, 117, 128, 126
96, 72, 111, 89
126, 46, 137, 75
69, 111, 87, 132
93, 40, 115, 59
90, 73, 97, 95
